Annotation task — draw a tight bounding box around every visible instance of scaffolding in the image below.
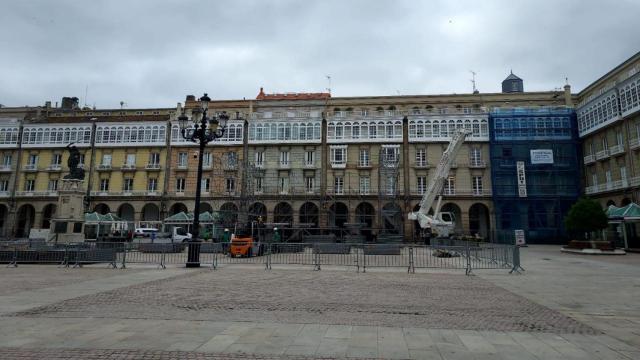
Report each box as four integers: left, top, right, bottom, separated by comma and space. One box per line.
378, 146, 402, 237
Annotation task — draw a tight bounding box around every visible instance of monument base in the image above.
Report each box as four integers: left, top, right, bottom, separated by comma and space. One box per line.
50, 179, 86, 244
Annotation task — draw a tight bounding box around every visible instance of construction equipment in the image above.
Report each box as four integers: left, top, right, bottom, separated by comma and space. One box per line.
408, 128, 470, 238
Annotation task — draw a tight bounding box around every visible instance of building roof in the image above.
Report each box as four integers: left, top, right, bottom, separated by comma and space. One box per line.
503, 71, 522, 81
256, 87, 331, 100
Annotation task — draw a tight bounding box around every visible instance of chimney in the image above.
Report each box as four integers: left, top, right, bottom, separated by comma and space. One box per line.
564, 83, 573, 107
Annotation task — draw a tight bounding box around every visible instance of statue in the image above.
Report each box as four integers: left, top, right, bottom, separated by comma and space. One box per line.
63, 143, 85, 180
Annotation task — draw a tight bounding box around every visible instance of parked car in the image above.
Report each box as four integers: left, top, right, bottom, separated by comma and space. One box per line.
134, 228, 159, 238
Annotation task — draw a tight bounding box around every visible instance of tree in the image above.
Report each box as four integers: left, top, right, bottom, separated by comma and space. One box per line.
564, 197, 608, 239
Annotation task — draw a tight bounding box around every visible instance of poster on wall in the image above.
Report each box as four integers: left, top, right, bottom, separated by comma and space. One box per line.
514, 229, 526, 246
530, 149, 554, 164
516, 161, 527, 197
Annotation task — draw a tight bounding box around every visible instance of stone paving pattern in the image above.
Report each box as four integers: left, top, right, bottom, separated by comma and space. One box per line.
9, 269, 594, 334
0, 246, 638, 359
0, 347, 376, 360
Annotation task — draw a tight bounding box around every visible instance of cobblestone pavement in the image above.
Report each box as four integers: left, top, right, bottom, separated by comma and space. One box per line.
9, 269, 595, 334
0, 347, 376, 360
0, 266, 142, 296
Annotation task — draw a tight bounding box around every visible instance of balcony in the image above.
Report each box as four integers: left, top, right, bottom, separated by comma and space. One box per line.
279, 161, 290, 169
46, 164, 62, 172
23, 164, 38, 172
630, 137, 640, 150
145, 163, 161, 171
96, 164, 112, 171
609, 144, 625, 156
16, 191, 58, 197
304, 162, 316, 169
595, 149, 610, 160
413, 162, 429, 169
631, 176, 640, 187
0, 191, 9, 197
331, 162, 346, 169
90, 190, 161, 197
468, 161, 486, 169
176, 164, 188, 171
585, 185, 597, 195
583, 154, 595, 164
0, 165, 12, 172
121, 164, 137, 171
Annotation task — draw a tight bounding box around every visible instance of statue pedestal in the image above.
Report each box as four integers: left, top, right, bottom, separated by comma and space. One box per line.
50, 180, 86, 244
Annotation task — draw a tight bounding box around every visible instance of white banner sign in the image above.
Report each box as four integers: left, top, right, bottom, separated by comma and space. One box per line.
514, 229, 526, 245
530, 149, 554, 164
516, 161, 527, 197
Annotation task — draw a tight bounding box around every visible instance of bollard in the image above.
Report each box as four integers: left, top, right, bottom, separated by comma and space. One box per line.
465, 242, 472, 275
7, 244, 17, 268
408, 246, 414, 273
159, 244, 166, 269
121, 243, 128, 269
509, 246, 525, 274
313, 244, 321, 271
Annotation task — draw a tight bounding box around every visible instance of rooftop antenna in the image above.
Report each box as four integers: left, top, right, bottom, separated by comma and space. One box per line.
326, 75, 332, 94
470, 70, 478, 94
84, 84, 89, 108
120, 101, 127, 109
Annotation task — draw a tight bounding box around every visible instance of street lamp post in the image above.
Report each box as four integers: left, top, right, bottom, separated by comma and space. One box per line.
178, 93, 229, 268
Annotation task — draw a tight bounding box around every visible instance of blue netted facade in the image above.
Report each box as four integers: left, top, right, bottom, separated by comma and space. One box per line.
489, 107, 581, 244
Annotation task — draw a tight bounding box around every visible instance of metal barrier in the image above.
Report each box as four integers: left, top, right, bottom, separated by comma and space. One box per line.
0, 240, 523, 275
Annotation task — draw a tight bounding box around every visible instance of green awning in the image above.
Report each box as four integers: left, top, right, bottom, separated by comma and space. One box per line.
164, 211, 217, 225
606, 203, 640, 220
84, 212, 122, 224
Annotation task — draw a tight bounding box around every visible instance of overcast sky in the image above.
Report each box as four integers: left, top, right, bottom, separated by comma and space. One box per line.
1, 0, 639, 109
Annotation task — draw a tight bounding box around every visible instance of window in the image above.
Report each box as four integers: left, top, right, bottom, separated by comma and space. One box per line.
591, 173, 598, 186
605, 169, 612, 184
359, 176, 370, 195
416, 148, 427, 167
279, 176, 289, 194
386, 177, 396, 195
123, 178, 134, 192
472, 176, 483, 195
255, 151, 264, 167
101, 154, 112, 166
280, 151, 290, 166
334, 176, 344, 195
470, 147, 482, 166
25, 179, 35, 192
0, 180, 8, 192
226, 178, 235, 193
255, 177, 263, 193
305, 150, 315, 166
330, 146, 347, 167
502, 147, 512, 157
48, 179, 58, 191
52, 154, 62, 165
602, 136, 608, 151
126, 154, 136, 166
616, 131, 624, 146
201, 178, 210, 193
149, 152, 160, 165
444, 176, 455, 195
178, 152, 187, 167
359, 148, 370, 167
28, 154, 38, 165
381, 146, 399, 166
305, 176, 315, 193
100, 179, 109, 192
2, 154, 11, 166
203, 152, 212, 168
226, 152, 238, 168
176, 178, 185, 192
417, 176, 427, 194
621, 166, 627, 183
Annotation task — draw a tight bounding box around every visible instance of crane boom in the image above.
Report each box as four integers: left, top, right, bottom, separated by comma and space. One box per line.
417, 128, 470, 215
409, 128, 471, 237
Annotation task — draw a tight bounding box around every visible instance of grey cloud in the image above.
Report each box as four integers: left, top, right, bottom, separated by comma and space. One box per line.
0, 0, 639, 108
